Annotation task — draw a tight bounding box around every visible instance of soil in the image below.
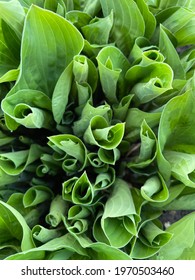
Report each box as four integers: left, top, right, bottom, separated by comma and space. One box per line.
160, 210, 193, 229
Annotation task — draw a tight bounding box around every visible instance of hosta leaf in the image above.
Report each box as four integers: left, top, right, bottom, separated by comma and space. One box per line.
126, 58, 173, 104
158, 212, 195, 260
2, 89, 54, 130
125, 108, 161, 142
159, 0, 195, 11
5, 4, 84, 98
32, 225, 62, 244
0, 69, 19, 83
52, 62, 73, 124
66, 10, 92, 30
73, 101, 112, 137
23, 185, 54, 207
0, 200, 34, 251
84, 115, 125, 150
100, 179, 138, 247
0, 144, 45, 175
164, 151, 195, 188
94, 167, 115, 190
0, 0, 25, 39
158, 7, 195, 46
140, 174, 169, 202
6, 233, 87, 260
48, 134, 88, 174
158, 90, 195, 181
72, 172, 94, 205
131, 221, 172, 259
159, 25, 185, 79
82, 11, 113, 45
134, 0, 156, 39
97, 46, 130, 103
127, 120, 157, 169
113, 94, 134, 122
45, 195, 68, 228
100, 0, 145, 55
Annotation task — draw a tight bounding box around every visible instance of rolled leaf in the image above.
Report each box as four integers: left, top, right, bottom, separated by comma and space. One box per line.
84, 115, 125, 150
82, 10, 113, 45
99, 179, 138, 247
126, 57, 173, 104
72, 171, 94, 205
48, 134, 87, 175
73, 101, 112, 137
131, 220, 172, 259
45, 195, 68, 227
2, 89, 54, 130
0, 144, 45, 176
140, 174, 169, 202
87, 152, 108, 171
98, 148, 120, 165
125, 108, 161, 142
97, 46, 130, 103
32, 225, 63, 244
127, 120, 157, 169
23, 185, 54, 207
94, 167, 115, 191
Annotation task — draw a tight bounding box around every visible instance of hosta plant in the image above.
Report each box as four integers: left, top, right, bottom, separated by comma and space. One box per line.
0, 0, 195, 260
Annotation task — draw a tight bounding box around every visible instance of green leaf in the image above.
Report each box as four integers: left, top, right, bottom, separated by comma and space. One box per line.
127, 120, 157, 169
159, 25, 185, 79
23, 185, 54, 207
131, 220, 172, 259
6, 233, 87, 260
140, 174, 169, 202
94, 167, 115, 190
158, 212, 195, 260
6, 4, 84, 98
0, 0, 25, 39
66, 10, 92, 30
100, 0, 145, 55
75, 233, 132, 260
0, 144, 45, 175
2, 89, 54, 130
113, 94, 134, 122
0, 200, 34, 251
125, 108, 161, 142
73, 101, 112, 137
0, 69, 19, 83
159, 7, 195, 46
126, 56, 173, 104
52, 62, 73, 124
164, 151, 195, 188
98, 148, 120, 165
99, 179, 138, 247
134, 0, 156, 39
32, 225, 62, 244
72, 171, 94, 205
158, 90, 195, 181
48, 134, 88, 174
97, 46, 130, 103
84, 115, 125, 150
45, 195, 68, 228
159, 0, 195, 12
163, 187, 195, 211
82, 10, 113, 45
